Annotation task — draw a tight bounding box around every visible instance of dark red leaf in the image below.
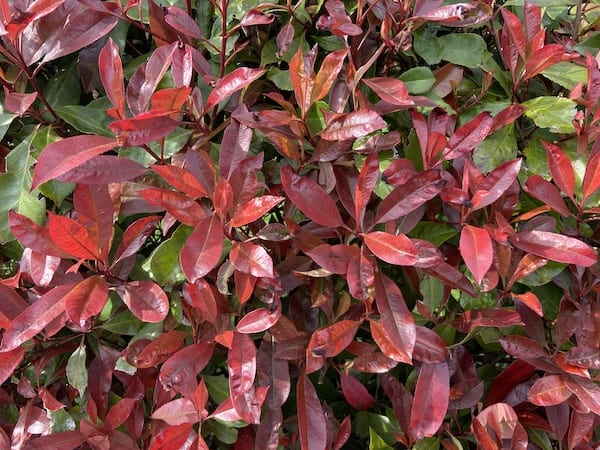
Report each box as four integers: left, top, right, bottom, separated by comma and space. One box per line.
460, 225, 493, 286
454, 309, 524, 333
524, 175, 571, 216
354, 152, 379, 230
64, 276, 109, 327
165, 6, 203, 38
499, 335, 547, 361
120, 280, 169, 323
409, 362, 450, 440
0, 283, 29, 329
528, 375, 571, 406
204, 67, 265, 112
0, 347, 25, 385
566, 347, 600, 369
351, 352, 398, 373
297, 371, 327, 450
109, 110, 180, 146
31, 135, 117, 190
229, 332, 260, 423
511, 230, 596, 266
280, 165, 344, 227
104, 398, 137, 430
543, 141, 575, 198
312, 49, 348, 104
304, 244, 360, 275
363, 231, 419, 266
564, 374, 600, 415
473, 403, 527, 449
320, 110, 386, 141
307, 320, 359, 363
373, 274, 415, 363
140, 187, 207, 226
240, 8, 275, 26
111, 216, 161, 266
219, 116, 252, 182
363, 77, 412, 106
236, 298, 281, 334
470, 159, 522, 211
582, 140, 600, 202
56, 155, 146, 184
333, 416, 352, 450
340, 373, 375, 410
21, 431, 86, 449
0, 283, 74, 352
486, 360, 536, 405
374, 170, 444, 224
99, 38, 125, 118
229, 195, 284, 227
48, 213, 99, 260
229, 241, 274, 278
423, 261, 477, 298
414, 2, 492, 27
182, 279, 218, 324
73, 184, 113, 253
413, 326, 448, 363
159, 343, 214, 396
132, 331, 187, 369
500, 8, 526, 60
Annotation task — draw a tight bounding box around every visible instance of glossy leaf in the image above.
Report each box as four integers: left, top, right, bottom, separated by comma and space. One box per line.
307, 320, 359, 362
109, 110, 180, 146
460, 225, 493, 286
363, 232, 419, 266
543, 141, 575, 198
236, 299, 281, 334
582, 141, 600, 202
409, 362, 449, 440
151, 164, 208, 199
180, 215, 224, 281
98, 38, 125, 118
64, 276, 109, 326
354, 152, 379, 230
304, 244, 360, 275
204, 67, 265, 112
564, 374, 600, 415
312, 49, 348, 104
528, 375, 571, 406
280, 165, 344, 227
363, 77, 412, 106
340, 374, 375, 410
140, 187, 207, 226
511, 230, 596, 267
228, 332, 260, 423
56, 155, 146, 184
31, 135, 117, 190
230, 241, 274, 278
0, 346, 25, 385
470, 159, 522, 211
120, 280, 169, 323
151, 398, 199, 425
524, 175, 570, 217
48, 212, 99, 260
320, 110, 386, 141
297, 371, 327, 450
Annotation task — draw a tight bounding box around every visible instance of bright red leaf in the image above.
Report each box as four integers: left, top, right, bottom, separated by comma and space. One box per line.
120, 280, 169, 323
180, 215, 224, 281
460, 225, 493, 286
409, 361, 450, 440
204, 67, 265, 112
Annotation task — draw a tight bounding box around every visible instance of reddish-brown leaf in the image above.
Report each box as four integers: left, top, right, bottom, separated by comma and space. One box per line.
204, 67, 265, 112
297, 371, 327, 450
373, 274, 415, 363
236, 298, 281, 334
99, 38, 125, 118
354, 152, 379, 230
512, 292, 543, 317
312, 49, 348, 104
320, 110, 386, 141
524, 175, 571, 216
362, 77, 412, 106
151, 398, 199, 426
460, 225, 493, 286
543, 141, 575, 198
409, 362, 450, 440
31, 135, 117, 190
363, 231, 419, 266
470, 159, 522, 211
180, 215, 224, 282
151, 164, 208, 199
73, 184, 113, 253
229, 195, 284, 227
120, 280, 169, 323
64, 276, 109, 326
280, 165, 343, 227
351, 352, 398, 373
307, 320, 359, 363
0, 347, 25, 385
511, 230, 596, 267
564, 374, 600, 415
340, 373, 375, 410
229, 241, 274, 278
304, 244, 360, 275
528, 375, 571, 406
0, 283, 74, 352
48, 213, 99, 260
21, 431, 86, 449
56, 155, 146, 184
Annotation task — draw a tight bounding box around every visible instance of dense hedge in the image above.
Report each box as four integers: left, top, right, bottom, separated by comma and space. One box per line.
0, 0, 599, 448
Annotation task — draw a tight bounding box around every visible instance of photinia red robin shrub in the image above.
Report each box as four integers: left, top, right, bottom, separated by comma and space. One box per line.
0, 0, 599, 448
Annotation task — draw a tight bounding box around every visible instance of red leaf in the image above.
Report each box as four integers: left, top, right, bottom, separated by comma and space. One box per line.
133, 331, 187, 369
140, 187, 207, 226
182, 279, 218, 324
0, 283, 74, 352
528, 375, 571, 406
56, 155, 146, 184
31, 135, 117, 190
304, 244, 360, 275
375, 170, 444, 224
340, 373, 375, 410
363, 231, 419, 266
151, 164, 208, 199
412, 326, 448, 363
229, 332, 261, 423
442, 112, 493, 161
21, 431, 86, 449
280, 165, 344, 227
307, 320, 359, 362
297, 371, 327, 450
354, 152, 379, 230
362, 77, 412, 106
423, 261, 477, 298
470, 159, 522, 211
289, 46, 316, 117
473, 403, 527, 449
582, 141, 600, 202
73, 184, 114, 253
373, 274, 416, 363
204, 67, 265, 112
213, 178, 234, 219
409, 361, 450, 440
524, 45, 572, 81
414, 2, 492, 27
48, 213, 99, 260
0, 283, 28, 329
120, 280, 169, 323
151, 398, 199, 425
4, 92, 37, 116
236, 298, 281, 334
511, 230, 596, 266
333, 416, 352, 450
312, 49, 348, 104
0, 347, 25, 385
219, 116, 253, 182
351, 352, 398, 373
240, 8, 275, 26
165, 6, 203, 38
499, 335, 547, 361
512, 292, 543, 317
460, 225, 493, 285
109, 110, 180, 146
9, 211, 69, 258
148, 424, 193, 450
64, 276, 109, 326
500, 8, 526, 60
564, 374, 600, 415
229, 241, 275, 278
111, 216, 160, 266
524, 175, 571, 216
99, 38, 125, 118
454, 309, 524, 333
542, 141, 575, 198
320, 110, 386, 141
230, 195, 284, 227
159, 343, 214, 396
104, 398, 137, 430
180, 215, 223, 282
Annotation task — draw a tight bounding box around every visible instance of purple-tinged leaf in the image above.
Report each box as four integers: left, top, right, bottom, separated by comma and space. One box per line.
0, 346, 25, 385
219, 115, 252, 182
31, 135, 117, 190
511, 230, 596, 267
524, 175, 571, 216
112, 216, 160, 266
0, 284, 28, 329
304, 244, 359, 275
455, 309, 524, 333
564, 374, 600, 415
320, 110, 386, 141
297, 371, 327, 450
109, 110, 180, 146
180, 215, 224, 282
413, 326, 448, 363
280, 165, 344, 227
120, 280, 169, 323
340, 374, 375, 410
56, 155, 146, 184
165, 6, 203, 38
409, 362, 449, 440
204, 67, 265, 112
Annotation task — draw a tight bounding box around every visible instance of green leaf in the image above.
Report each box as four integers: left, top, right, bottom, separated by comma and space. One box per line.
355, 412, 400, 446
142, 224, 192, 285
420, 275, 445, 313
55, 104, 114, 137
399, 67, 435, 94
66, 343, 88, 396
408, 222, 458, 246
44, 61, 81, 117
523, 96, 577, 134
0, 112, 16, 141
542, 62, 588, 90
48, 409, 77, 433
521, 261, 566, 287
413, 436, 442, 450
474, 124, 518, 173
413, 30, 444, 66
204, 375, 230, 404
0, 132, 46, 242
101, 309, 144, 335
369, 428, 393, 450
438, 34, 490, 68
267, 67, 293, 91
203, 420, 239, 444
